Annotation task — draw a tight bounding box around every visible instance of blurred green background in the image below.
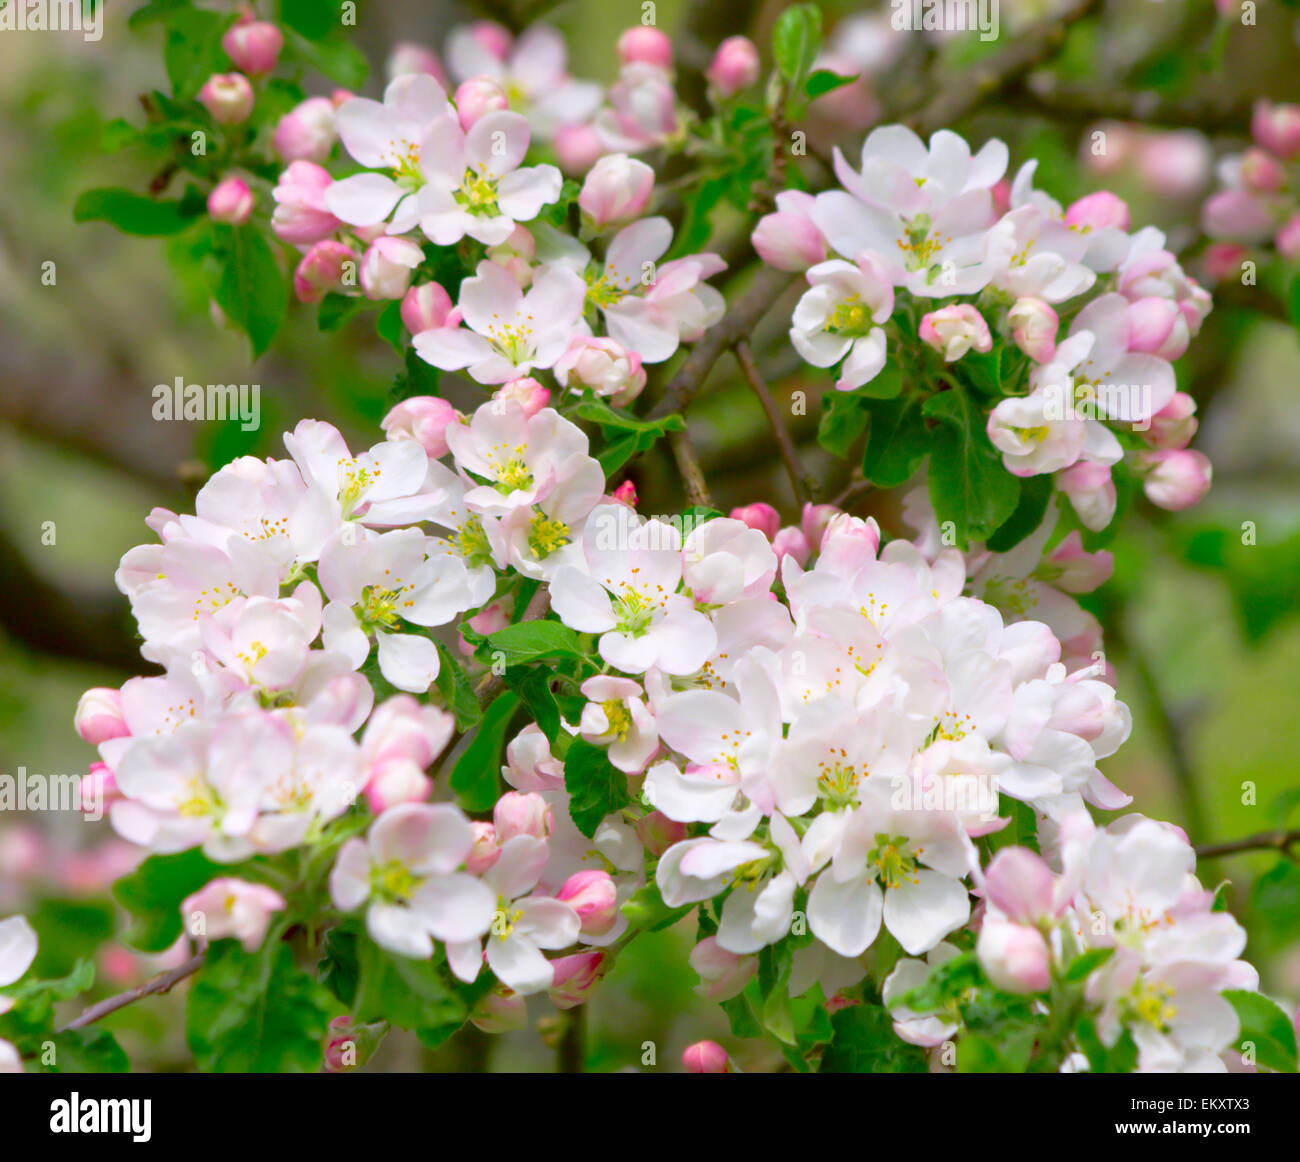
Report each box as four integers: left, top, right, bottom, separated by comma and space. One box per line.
1, 0, 1298, 1070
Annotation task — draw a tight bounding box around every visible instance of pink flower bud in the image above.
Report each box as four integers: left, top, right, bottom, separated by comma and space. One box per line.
728, 502, 781, 541
983, 848, 1056, 925
494, 377, 549, 418
1203, 242, 1248, 283
708, 36, 760, 98
977, 919, 1050, 994
819, 513, 881, 571
556, 870, 619, 936
199, 73, 254, 125
207, 177, 253, 225
549, 951, 609, 1009
612, 479, 639, 508
618, 26, 673, 71
1201, 189, 1276, 244
1045, 531, 1114, 594
634, 810, 687, 856
293, 240, 357, 303
74, 687, 127, 745
1137, 449, 1212, 511
918, 303, 992, 362
466, 822, 501, 875
1252, 100, 1300, 159
387, 41, 448, 87
80, 762, 120, 814
361, 236, 423, 301
555, 335, 646, 404
324, 1016, 356, 1072
1007, 296, 1058, 363
222, 17, 283, 76
799, 502, 839, 546
1057, 461, 1116, 532
1135, 130, 1211, 198
364, 757, 431, 812
271, 161, 341, 245
181, 878, 286, 952
771, 526, 811, 567
554, 123, 607, 176
399, 282, 453, 336
1125, 296, 1190, 361
493, 791, 551, 841
1064, 190, 1130, 231
455, 77, 509, 131
1239, 146, 1285, 194
471, 985, 528, 1033
1277, 215, 1300, 262
469, 600, 510, 638
272, 97, 337, 163
751, 190, 827, 272
1144, 391, 1198, 450
682, 1040, 730, 1073
579, 153, 655, 227
689, 936, 756, 1001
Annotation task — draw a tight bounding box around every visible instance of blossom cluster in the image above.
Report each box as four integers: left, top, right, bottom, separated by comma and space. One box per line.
62, 382, 1260, 1070
755, 124, 1215, 530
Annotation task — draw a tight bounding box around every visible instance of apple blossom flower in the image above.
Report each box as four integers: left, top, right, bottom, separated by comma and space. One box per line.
75, 687, 128, 746
1008, 296, 1058, 363
594, 61, 680, 153
494, 376, 550, 417
382, 395, 458, 459
1143, 391, 1198, 451
919, 303, 992, 362
977, 917, 1051, 993
199, 73, 254, 125
494, 791, 552, 842
752, 190, 828, 272
1056, 459, 1117, 533
577, 675, 658, 773
454, 77, 509, 131
414, 261, 586, 383
690, 936, 756, 1001
360, 236, 423, 300
181, 878, 286, 952
682, 1040, 730, 1073
0, 914, 37, 987
790, 255, 894, 390
399, 282, 454, 335
273, 97, 338, 163
1136, 449, 1212, 511
730, 502, 780, 541
882, 943, 962, 1047
293, 240, 358, 304
553, 335, 646, 405
331, 803, 495, 959
555, 869, 619, 936
579, 153, 654, 228
272, 161, 342, 245
549, 950, 610, 1008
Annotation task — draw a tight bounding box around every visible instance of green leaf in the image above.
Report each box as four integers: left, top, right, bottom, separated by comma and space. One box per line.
984, 793, 1039, 855
162, 6, 227, 100
432, 642, 482, 732
861, 394, 927, 487
187, 941, 336, 1072
279, 0, 335, 40
563, 736, 631, 839
1062, 946, 1113, 983
209, 222, 287, 359
898, 951, 983, 1014
286, 29, 369, 89
113, 849, 227, 953
1225, 989, 1299, 1072
450, 691, 518, 812
819, 1003, 928, 1073
484, 620, 587, 666
377, 300, 405, 351
805, 68, 858, 99
506, 667, 562, 743
924, 386, 1021, 548
74, 187, 202, 237
985, 473, 1052, 553
959, 345, 1006, 399
817, 392, 869, 459
317, 292, 367, 332
1251, 859, 1300, 949
773, 3, 823, 87
1074, 1016, 1138, 1073
844, 360, 903, 400
41, 1029, 130, 1074
352, 939, 467, 1036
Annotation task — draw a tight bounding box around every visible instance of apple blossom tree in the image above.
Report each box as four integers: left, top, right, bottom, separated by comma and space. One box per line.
5, 0, 1300, 1076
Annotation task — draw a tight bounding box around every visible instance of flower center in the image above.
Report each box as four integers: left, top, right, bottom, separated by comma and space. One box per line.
456, 168, 501, 216
817, 756, 862, 809
373, 860, 416, 902
613, 588, 656, 637
489, 444, 534, 493
527, 512, 570, 559
455, 514, 494, 569
867, 833, 920, 890
356, 582, 412, 631
175, 776, 220, 819
601, 699, 632, 741
1124, 980, 1178, 1034
485, 321, 536, 366
338, 458, 381, 518
492, 902, 524, 939
826, 295, 872, 338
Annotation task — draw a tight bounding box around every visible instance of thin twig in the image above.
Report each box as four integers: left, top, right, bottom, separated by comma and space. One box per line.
668, 428, 713, 509
58, 952, 205, 1033
1015, 78, 1252, 137
1195, 830, 1300, 862
734, 340, 813, 507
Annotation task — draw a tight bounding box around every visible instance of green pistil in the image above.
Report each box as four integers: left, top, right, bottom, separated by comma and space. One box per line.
826, 295, 872, 338
455, 168, 501, 216
372, 860, 416, 903
868, 833, 920, 890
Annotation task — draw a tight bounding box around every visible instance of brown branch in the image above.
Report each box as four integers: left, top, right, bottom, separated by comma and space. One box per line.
668, 428, 713, 510
57, 951, 205, 1033
1195, 830, 1300, 862
899, 0, 1108, 136
1014, 78, 1252, 137
734, 340, 813, 507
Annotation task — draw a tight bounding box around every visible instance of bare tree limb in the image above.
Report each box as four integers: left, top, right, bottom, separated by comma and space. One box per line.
57, 952, 205, 1033
1195, 830, 1300, 861
734, 340, 813, 507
